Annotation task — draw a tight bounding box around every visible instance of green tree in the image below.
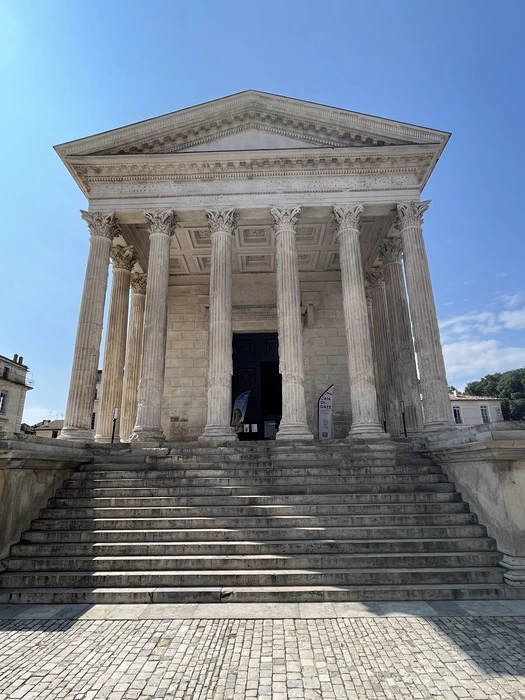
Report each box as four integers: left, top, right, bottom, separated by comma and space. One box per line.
464, 367, 525, 420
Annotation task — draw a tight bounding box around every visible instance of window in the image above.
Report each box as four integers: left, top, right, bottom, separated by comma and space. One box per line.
452, 406, 463, 424
0, 390, 7, 413
52, 430, 59, 438
2, 367, 8, 379
91, 412, 96, 430
480, 405, 490, 424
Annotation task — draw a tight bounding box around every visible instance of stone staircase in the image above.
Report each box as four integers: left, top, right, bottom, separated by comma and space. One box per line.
0, 443, 507, 603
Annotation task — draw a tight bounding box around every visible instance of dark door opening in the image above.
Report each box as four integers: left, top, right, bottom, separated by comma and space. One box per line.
232, 333, 282, 440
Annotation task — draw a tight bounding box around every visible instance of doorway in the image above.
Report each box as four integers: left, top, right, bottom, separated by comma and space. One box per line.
232, 333, 282, 440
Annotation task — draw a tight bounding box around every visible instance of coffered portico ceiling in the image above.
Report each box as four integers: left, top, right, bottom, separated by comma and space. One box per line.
55, 91, 449, 273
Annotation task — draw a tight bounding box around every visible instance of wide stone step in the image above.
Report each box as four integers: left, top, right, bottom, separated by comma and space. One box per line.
77, 464, 442, 477
0, 567, 504, 589
11, 537, 497, 558
66, 473, 447, 486
42, 502, 470, 518
21, 523, 488, 543
58, 482, 456, 495
0, 583, 509, 605
53, 491, 462, 505
32, 513, 479, 530
4, 551, 502, 573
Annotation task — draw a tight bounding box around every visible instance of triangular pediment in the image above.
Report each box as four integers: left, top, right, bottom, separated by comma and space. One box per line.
176, 127, 327, 152
55, 90, 450, 158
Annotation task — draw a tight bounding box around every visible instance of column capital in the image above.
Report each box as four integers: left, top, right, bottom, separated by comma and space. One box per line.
395, 200, 430, 230
110, 245, 136, 271
366, 266, 385, 289
142, 209, 177, 236
270, 206, 301, 232
130, 272, 147, 294
206, 209, 238, 235
80, 211, 121, 240
332, 205, 364, 237
379, 236, 403, 264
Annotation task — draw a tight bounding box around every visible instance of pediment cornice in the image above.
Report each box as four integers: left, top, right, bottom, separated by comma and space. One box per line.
55, 91, 449, 159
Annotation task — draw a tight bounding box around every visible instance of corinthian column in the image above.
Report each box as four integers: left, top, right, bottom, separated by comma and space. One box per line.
396, 202, 452, 428
333, 206, 382, 435
59, 211, 120, 441
200, 209, 238, 442
379, 237, 423, 433
131, 210, 176, 442
270, 207, 313, 440
120, 272, 147, 442
366, 266, 398, 434
94, 245, 136, 442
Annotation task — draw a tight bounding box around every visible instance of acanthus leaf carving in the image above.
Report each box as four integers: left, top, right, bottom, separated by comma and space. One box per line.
270, 206, 301, 231
80, 211, 120, 240
395, 200, 430, 229
110, 245, 136, 271
379, 236, 403, 264
142, 209, 177, 236
130, 272, 147, 294
366, 266, 385, 288
332, 205, 364, 234
206, 209, 238, 235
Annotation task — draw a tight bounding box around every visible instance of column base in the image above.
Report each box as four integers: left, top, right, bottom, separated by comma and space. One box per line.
130, 427, 166, 443
276, 423, 313, 441
94, 434, 118, 444
500, 555, 525, 586
347, 422, 384, 438
57, 427, 94, 443
198, 425, 238, 443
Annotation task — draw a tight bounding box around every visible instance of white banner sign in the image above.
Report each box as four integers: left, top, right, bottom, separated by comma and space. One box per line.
318, 384, 334, 439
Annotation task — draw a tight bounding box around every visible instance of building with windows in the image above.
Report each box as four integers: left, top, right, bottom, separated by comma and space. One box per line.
0, 354, 33, 434
33, 419, 64, 439
55, 91, 454, 444
450, 394, 503, 426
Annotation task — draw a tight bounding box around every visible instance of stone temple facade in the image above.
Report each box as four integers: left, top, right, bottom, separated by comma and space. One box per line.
56, 91, 453, 444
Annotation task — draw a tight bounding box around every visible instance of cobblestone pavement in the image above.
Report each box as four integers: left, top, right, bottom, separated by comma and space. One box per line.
1, 607, 525, 700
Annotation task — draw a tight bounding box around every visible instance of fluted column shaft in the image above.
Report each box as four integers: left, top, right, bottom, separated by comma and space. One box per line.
59, 211, 119, 441
366, 267, 398, 434
120, 272, 147, 442
270, 207, 313, 440
379, 237, 423, 433
396, 202, 452, 428
200, 210, 238, 441
132, 210, 176, 442
333, 206, 382, 435
95, 246, 135, 442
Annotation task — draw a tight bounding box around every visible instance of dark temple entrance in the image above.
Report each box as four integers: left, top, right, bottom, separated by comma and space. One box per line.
232, 332, 282, 440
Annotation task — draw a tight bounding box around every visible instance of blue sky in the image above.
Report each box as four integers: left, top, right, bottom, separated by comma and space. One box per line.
1, 0, 524, 423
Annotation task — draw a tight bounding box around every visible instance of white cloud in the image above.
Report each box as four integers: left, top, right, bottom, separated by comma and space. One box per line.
499, 308, 525, 330
439, 311, 501, 341
496, 290, 523, 309
443, 340, 525, 386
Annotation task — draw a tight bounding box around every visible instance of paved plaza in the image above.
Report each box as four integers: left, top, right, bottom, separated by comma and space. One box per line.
1, 602, 525, 699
